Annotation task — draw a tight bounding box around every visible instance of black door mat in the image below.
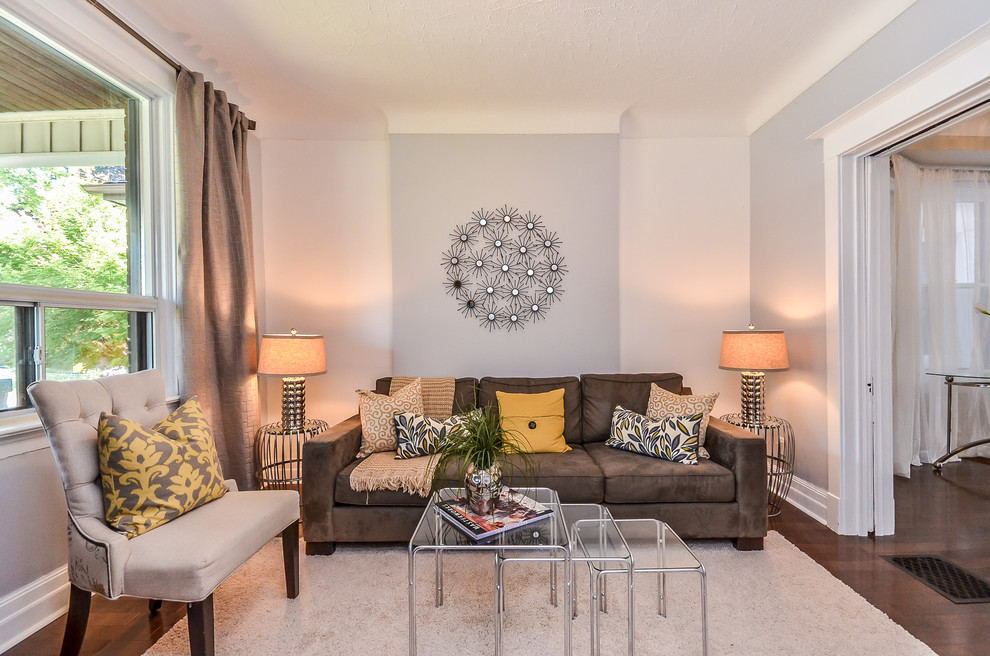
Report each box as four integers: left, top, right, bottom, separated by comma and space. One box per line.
882, 554, 990, 604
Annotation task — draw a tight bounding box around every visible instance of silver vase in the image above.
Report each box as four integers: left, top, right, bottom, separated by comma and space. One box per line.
464, 461, 502, 515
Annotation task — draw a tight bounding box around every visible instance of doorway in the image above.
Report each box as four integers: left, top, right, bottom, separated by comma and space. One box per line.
883, 109, 990, 482
815, 30, 990, 536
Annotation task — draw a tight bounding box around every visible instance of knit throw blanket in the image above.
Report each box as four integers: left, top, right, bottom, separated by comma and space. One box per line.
389, 376, 456, 419
349, 376, 454, 497
349, 452, 437, 498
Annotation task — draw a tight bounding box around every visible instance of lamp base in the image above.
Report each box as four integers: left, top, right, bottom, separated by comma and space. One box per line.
280, 376, 307, 432
738, 370, 767, 426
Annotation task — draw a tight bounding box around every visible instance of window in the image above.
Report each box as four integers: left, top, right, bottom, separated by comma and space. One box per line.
0, 13, 173, 413
916, 177, 990, 373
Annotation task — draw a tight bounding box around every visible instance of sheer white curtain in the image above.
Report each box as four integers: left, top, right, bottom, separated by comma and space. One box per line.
891, 155, 990, 476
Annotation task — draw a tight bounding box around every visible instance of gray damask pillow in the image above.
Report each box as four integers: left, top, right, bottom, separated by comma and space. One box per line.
605, 405, 702, 466
393, 411, 466, 459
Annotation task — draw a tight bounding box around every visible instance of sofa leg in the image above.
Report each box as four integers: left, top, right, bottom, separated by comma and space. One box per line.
60, 583, 91, 656
187, 595, 215, 656
282, 520, 300, 599
305, 541, 336, 556
149, 599, 163, 614
734, 537, 764, 551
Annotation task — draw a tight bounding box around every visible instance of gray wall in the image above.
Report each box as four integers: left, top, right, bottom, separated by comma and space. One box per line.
750, 0, 990, 488
0, 444, 67, 593
390, 134, 620, 378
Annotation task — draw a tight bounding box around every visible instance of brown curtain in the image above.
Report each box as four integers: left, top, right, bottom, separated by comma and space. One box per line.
176, 68, 259, 489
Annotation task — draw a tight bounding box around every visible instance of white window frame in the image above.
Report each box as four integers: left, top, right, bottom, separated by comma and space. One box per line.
0, 1, 178, 446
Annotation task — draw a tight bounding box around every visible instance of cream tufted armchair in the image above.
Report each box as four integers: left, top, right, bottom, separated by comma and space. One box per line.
28, 369, 300, 656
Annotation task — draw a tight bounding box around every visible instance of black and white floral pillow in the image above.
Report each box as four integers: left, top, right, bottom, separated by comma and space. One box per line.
393, 412, 466, 459
605, 405, 702, 465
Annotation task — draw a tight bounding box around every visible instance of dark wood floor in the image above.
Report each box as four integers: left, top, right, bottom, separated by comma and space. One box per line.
771, 458, 990, 656
6, 459, 990, 656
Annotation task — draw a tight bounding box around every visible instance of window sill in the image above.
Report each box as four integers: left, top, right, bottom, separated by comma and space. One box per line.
0, 409, 42, 437
0, 410, 47, 460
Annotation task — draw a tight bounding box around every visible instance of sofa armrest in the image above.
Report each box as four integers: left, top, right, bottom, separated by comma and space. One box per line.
301, 414, 362, 544
705, 417, 768, 538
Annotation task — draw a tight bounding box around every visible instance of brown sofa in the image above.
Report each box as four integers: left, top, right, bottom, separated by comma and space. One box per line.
302, 373, 768, 555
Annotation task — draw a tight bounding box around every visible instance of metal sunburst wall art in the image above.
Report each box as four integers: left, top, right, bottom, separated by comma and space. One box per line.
441, 205, 567, 332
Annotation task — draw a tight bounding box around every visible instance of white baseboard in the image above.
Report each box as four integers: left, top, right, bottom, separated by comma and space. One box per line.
0, 566, 68, 653
784, 474, 830, 526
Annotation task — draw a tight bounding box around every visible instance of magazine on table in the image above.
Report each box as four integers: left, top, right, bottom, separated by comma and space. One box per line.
436, 488, 554, 540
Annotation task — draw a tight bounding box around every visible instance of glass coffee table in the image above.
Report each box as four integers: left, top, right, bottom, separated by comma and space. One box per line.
569, 511, 708, 656
563, 504, 636, 655
408, 487, 571, 656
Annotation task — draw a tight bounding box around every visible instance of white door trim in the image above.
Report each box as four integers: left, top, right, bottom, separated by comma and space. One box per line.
812, 22, 990, 535
868, 154, 896, 536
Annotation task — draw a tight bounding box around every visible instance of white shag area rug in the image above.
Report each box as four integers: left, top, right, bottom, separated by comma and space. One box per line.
143, 531, 934, 656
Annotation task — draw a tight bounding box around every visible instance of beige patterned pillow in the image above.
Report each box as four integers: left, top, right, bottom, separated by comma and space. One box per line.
357, 378, 424, 456
647, 384, 718, 459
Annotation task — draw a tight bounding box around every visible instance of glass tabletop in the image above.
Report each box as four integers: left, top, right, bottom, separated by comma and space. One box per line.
926, 372, 990, 381
570, 513, 702, 573
563, 503, 629, 564
410, 487, 567, 550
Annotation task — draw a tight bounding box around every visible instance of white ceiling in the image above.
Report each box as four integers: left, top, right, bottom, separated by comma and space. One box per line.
104, 0, 918, 139
902, 104, 990, 168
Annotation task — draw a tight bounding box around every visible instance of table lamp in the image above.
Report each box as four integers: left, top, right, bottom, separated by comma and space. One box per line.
258, 329, 327, 432
719, 324, 789, 426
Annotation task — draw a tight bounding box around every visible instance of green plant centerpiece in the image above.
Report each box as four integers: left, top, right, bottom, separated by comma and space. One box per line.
431, 405, 532, 515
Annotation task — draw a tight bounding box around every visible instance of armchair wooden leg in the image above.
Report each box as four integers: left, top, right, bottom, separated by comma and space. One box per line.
60, 584, 91, 656
149, 599, 163, 614
282, 520, 300, 599
187, 595, 215, 656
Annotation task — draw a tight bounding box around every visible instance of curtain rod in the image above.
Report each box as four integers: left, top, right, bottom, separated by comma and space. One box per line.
84, 0, 256, 130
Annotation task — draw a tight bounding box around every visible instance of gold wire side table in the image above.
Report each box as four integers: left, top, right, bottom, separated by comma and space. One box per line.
254, 419, 329, 491
720, 413, 795, 517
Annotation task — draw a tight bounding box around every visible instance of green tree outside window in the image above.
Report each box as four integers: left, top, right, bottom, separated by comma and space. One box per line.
0, 166, 131, 375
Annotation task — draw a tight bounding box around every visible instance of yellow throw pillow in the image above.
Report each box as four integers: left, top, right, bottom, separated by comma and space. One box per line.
647, 384, 718, 458
356, 378, 424, 456
497, 388, 570, 453
98, 397, 228, 538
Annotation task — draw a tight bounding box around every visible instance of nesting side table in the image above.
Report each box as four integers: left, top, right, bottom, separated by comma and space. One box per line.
567, 507, 708, 656
720, 413, 795, 517
254, 418, 329, 491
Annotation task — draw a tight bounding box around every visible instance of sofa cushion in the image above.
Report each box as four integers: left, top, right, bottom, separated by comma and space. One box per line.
394, 411, 468, 459
357, 380, 423, 456
584, 441, 734, 504
479, 376, 582, 444
389, 376, 456, 419
123, 488, 298, 601
500, 447, 603, 503
497, 389, 570, 453
580, 373, 685, 443
606, 405, 702, 466
648, 384, 718, 458
377, 377, 478, 415
335, 445, 604, 506
336, 458, 431, 506
97, 399, 228, 538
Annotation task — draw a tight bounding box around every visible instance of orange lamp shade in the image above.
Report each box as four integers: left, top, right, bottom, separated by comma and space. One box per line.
719, 329, 789, 372
258, 332, 327, 377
